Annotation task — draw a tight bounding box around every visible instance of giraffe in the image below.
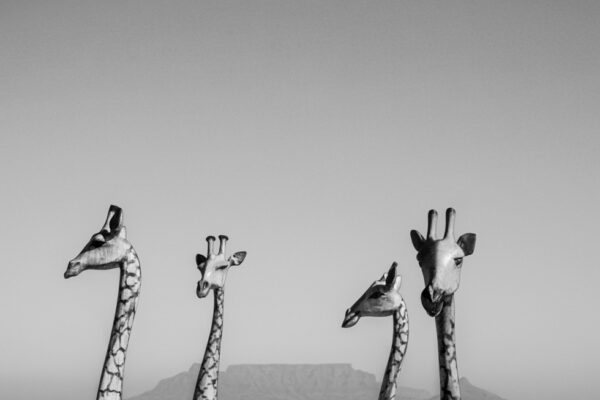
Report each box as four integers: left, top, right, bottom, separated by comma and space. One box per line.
64, 205, 141, 400
410, 208, 476, 400
342, 262, 409, 400
194, 235, 246, 400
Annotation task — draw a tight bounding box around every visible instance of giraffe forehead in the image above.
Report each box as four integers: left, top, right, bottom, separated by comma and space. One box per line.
435, 238, 460, 253
348, 283, 379, 307
79, 240, 122, 260
104, 236, 129, 250
424, 240, 461, 261
358, 291, 402, 314
205, 259, 229, 270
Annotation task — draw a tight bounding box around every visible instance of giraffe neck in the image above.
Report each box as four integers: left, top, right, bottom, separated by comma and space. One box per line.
435, 295, 460, 400
378, 299, 409, 400
97, 250, 141, 400
194, 288, 225, 400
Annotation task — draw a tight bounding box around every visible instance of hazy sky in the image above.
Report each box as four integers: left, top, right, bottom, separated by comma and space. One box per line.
1, 2, 599, 400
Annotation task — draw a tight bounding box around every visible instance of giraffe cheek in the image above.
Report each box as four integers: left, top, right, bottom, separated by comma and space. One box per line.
444, 272, 461, 294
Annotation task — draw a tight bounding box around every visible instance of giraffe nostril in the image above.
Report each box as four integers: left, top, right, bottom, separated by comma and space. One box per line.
203, 281, 209, 290
427, 285, 442, 302
428, 285, 435, 299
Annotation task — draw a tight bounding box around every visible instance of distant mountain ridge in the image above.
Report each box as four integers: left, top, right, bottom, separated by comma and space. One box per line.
127, 363, 504, 400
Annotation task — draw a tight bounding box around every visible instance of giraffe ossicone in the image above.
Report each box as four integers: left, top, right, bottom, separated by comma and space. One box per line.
194, 235, 247, 400
342, 262, 409, 400
64, 205, 141, 400
411, 208, 476, 400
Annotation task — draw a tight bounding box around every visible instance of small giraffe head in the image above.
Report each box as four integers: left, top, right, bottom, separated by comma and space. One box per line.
410, 208, 476, 317
342, 262, 404, 328
196, 235, 246, 298
65, 205, 132, 279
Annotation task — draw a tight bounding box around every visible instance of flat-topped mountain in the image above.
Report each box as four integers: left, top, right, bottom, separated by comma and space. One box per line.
127, 364, 503, 400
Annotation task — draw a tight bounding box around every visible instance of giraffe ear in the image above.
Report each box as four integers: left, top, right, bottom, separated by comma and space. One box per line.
103, 205, 123, 232
230, 251, 247, 266
196, 254, 207, 266
457, 233, 476, 256
385, 262, 398, 289
410, 230, 425, 251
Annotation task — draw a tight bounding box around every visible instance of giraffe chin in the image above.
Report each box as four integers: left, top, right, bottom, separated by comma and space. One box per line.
421, 289, 444, 317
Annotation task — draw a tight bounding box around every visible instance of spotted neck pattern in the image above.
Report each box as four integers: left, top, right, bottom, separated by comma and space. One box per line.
378, 299, 409, 400
435, 296, 460, 400
194, 288, 225, 400
97, 250, 141, 400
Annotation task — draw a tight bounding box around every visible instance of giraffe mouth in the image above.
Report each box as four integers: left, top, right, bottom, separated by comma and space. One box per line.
64, 261, 83, 279
342, 309, 360, 328
421, 289, 444, 317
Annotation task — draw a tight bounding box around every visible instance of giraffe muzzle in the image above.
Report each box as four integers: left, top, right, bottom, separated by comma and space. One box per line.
196, 280, 210, 298
342, 309, 360, 328
64, 260, 83, 279
421, 287, 444, 317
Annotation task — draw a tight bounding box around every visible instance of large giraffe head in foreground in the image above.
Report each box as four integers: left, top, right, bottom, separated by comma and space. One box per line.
195, 235, 246, 298
410, 208, 476, 317
65, 205, 132, 278
342, 263, 404, 328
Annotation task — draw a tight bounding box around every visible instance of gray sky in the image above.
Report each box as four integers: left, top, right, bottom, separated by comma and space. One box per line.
1, 1, 599, 400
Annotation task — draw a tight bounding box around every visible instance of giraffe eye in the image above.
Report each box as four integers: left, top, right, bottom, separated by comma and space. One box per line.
370, 291, 384, 299
89, 234, 106, 248
454, 257, 463, 266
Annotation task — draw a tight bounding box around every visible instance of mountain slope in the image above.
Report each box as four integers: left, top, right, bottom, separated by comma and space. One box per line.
127, 364, 502, 400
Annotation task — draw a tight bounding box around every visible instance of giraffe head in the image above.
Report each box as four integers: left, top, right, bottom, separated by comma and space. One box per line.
64, 205, 132, 279
410, 208, 476, 317
342, 262, 404, 328
196, 235, 246, 298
